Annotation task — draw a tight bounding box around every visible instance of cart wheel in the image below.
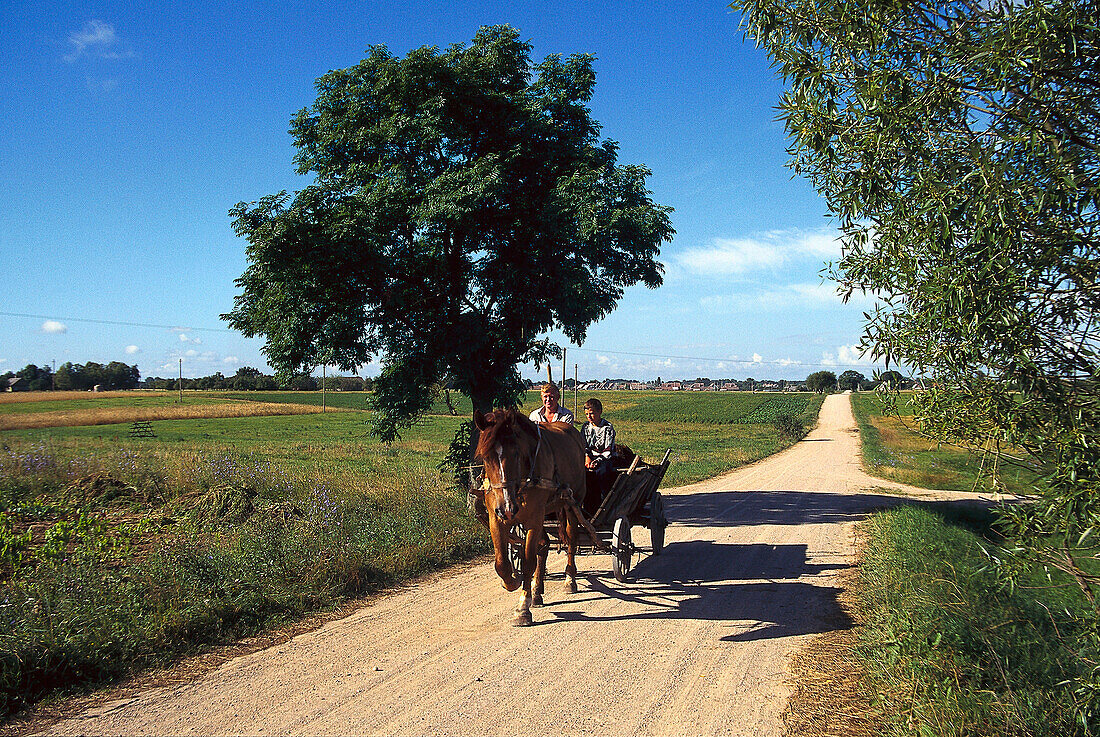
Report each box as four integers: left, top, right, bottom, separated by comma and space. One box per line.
612, 516, 632, 582
650, 491, 667, 555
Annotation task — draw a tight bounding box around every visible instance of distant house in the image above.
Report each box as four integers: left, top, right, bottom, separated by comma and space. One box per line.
5, 377, 25, 392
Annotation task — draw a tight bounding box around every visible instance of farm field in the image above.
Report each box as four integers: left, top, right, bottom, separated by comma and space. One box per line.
850, 392, 1042, 496
0, 389, 823, 717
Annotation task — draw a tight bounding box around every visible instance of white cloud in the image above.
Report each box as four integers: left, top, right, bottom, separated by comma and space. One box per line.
177, 333, 202, 345
64, 20, 135, 63
678, 237, 785, 275
223, 356, 240, 365
41, 320, 68, 334
85, 76, 120, 93
125, 345, 140, 354
751, 353, 763, 364
821, 344, 878, 368
676, 228, 843, 277
66, 20, 117, 59
597, 355, 611, 365
696, 282, 878, 313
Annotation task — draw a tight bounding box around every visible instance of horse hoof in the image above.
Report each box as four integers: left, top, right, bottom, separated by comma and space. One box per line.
532, 594, 544, 607
512, 611, 533, 627
565, 579, 577, 594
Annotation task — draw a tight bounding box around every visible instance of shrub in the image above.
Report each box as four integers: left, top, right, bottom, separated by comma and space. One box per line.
771, 412, 807, 440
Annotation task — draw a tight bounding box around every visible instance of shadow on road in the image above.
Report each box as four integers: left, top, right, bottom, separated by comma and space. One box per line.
669, 488, 893, 528
667, 488, 994, 528
550, 539, 853, 640
544, 488, 998, 639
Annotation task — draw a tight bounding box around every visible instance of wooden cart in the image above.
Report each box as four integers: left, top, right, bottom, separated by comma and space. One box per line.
513, 449, 672, 582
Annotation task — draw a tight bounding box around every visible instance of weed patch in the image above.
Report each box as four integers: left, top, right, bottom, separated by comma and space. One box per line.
0, 440, 487, 717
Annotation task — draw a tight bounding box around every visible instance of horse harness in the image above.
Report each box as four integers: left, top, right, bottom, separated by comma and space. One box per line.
488, 424, 576, 519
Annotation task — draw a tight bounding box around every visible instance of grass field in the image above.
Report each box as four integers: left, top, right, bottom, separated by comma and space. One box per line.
849, 392, 1041, 495
0, 388, 823, 716
856, 505, 1095, 736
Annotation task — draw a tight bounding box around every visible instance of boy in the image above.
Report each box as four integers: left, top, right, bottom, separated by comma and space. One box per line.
582, 397, 615, 478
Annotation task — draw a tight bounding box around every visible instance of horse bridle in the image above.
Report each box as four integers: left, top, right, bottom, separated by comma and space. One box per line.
488, 424, 560, 520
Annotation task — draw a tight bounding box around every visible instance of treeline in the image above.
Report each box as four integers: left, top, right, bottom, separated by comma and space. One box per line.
2, 362, 141, 391
144, 366, 372, 392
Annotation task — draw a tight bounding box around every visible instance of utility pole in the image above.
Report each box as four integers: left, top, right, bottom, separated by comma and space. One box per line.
322, 363, 326, 413
178, 359, 183, 403
574, 363, 578, 418
561, 349, 566, 399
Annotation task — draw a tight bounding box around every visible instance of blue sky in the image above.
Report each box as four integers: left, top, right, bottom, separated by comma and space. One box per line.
1, 1, 885, 383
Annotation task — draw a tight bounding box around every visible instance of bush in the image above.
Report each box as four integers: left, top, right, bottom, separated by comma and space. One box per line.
771, 412, 807, 440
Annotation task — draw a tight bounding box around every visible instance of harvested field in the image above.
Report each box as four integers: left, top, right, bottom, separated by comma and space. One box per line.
0, 390, 149, 404
0, 401, 323, 431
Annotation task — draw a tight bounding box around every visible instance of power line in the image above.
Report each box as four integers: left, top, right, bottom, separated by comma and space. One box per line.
0, 311, 234, 333
1, 310, 885, 371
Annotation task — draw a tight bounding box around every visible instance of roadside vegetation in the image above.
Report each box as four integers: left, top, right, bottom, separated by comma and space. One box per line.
857, 504, 1097, 736
848, 393, 1097, 734
0, 389, 822, 717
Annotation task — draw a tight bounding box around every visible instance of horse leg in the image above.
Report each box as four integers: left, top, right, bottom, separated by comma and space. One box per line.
533, 529, 548, 606
512, 525, 540, 626
563, 510, 579, 594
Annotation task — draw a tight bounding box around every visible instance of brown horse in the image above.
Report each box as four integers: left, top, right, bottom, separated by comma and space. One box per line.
472, 409, 587, 626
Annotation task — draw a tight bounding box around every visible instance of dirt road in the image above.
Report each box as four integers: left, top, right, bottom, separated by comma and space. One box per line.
41, 394, 990, 736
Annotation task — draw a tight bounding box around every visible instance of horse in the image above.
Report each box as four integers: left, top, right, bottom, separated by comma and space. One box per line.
472, 409, 587, 626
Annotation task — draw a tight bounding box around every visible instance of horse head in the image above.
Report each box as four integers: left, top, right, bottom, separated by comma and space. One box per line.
473, 409, 539, 525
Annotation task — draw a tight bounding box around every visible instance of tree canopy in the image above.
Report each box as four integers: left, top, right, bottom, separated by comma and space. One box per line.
805, 371, 836, 393
734, 0, 1100, 709
837, 370, 866, 392
225, 25, 673, 441
732, 0, 1099, 534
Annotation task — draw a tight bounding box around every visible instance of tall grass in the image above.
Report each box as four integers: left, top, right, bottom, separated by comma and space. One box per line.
857, 505, 1095, 735
0, 439, 487, 716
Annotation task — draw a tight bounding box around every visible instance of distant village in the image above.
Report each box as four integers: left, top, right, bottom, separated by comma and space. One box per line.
533, 378, 806, 392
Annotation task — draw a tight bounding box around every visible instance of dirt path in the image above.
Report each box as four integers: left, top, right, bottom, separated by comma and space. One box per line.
40, 394, 995, 737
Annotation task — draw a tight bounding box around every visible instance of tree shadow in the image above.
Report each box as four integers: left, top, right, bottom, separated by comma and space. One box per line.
667, 488, 995, 528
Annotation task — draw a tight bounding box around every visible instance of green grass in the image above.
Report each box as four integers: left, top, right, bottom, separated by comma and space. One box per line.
856, 505, 1096, 735
0, 436, 485, 717
0, 389, 827, 715
850, 392, 1041, 495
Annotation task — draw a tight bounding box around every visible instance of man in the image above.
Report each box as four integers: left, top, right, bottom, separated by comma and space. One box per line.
529, 383, 575, 424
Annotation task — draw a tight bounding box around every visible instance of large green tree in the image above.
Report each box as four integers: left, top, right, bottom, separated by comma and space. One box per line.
837, 370, 866, 392
805, 370, 836, 393
734, 0, 1100, 712
225, 26, 672, 442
